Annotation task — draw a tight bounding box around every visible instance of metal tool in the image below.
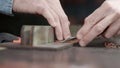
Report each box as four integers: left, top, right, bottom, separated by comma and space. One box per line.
61, 36, 79, 44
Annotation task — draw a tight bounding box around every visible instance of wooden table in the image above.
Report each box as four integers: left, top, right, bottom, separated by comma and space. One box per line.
0, 46, 120, 68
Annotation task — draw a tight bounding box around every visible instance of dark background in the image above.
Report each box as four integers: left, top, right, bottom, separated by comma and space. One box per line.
0, 0, 104, 36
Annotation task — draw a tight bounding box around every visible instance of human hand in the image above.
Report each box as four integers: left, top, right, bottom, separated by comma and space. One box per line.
77, 0, 120, 46
13, 0, 71, 40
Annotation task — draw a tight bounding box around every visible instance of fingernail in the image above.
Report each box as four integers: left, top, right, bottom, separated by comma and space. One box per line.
105, 34, 111, 38
80, 40, 86, 47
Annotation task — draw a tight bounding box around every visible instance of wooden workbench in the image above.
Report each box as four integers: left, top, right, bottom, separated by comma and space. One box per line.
0, 46, 120, 68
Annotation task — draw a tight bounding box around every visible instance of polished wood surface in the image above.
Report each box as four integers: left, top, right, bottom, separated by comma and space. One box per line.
0, 46, 120, 68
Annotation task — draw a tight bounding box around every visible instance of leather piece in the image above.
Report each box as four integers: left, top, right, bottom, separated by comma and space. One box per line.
0, 33, 18, 43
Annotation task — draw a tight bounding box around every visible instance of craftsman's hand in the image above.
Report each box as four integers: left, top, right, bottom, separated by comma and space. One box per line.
77, 0, 120, 46
13, 0, 71, 40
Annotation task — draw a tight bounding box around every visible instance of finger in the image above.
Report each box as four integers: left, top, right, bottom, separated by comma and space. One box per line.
80, 13, 119, 46
54, 6, 71, 40
42, 5, 63, 40
40, 7, 56, 27
57, 1, 71, 39
37, 4, 63, 40
104, 18, 120, 38
77, 1, 114, 40
41, 9, 63, 40
48, 8, 63, 40
35, 1, 54, 26
77, 5, 106, 40
61, 21, 71, 40
47, 1, 71, 39
36, 1, 57, 27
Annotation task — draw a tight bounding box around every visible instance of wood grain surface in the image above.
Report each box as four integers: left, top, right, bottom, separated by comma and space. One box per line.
0, 47, 120, 68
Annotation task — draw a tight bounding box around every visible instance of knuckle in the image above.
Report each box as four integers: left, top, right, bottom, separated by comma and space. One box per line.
84, 17, 89, 24
54, 23, 59, 28
47, 17, 54, 22
77, 30, 85, 38
60, 15, 69, 23
53, 17, 59, 22
61, 15, 68, 19
41, 7, 47, 13
94, 25, 104, 34
53, 18, 59, 27
85, 16, 92, 23
60, 15, 67, 19
47, 18, 56, 27
51, 24, 56, 27
80, 31, 86, 36
36, 5, 48, 14
85, 17, 94, 25
76, 34, 80, 39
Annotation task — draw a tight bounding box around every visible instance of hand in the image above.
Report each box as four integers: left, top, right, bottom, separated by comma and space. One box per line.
77, 0, 120, 46
13, 0, 71, 40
